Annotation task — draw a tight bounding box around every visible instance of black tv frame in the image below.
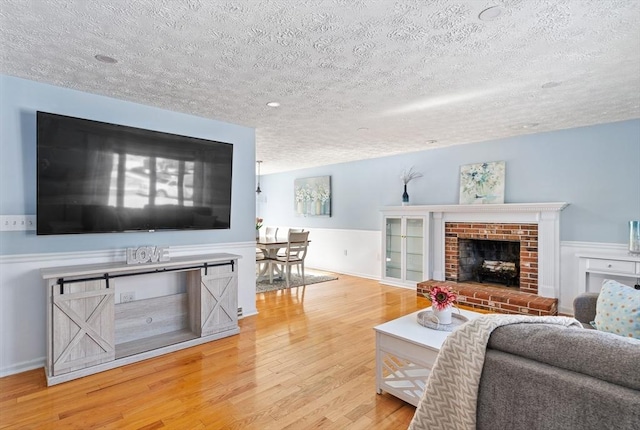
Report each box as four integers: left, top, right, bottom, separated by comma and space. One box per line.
36, 112, 233, 235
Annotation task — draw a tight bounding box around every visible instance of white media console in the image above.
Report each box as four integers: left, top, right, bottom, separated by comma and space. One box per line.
42, 253, 240, 386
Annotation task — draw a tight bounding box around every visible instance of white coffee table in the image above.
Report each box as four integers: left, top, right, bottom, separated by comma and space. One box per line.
374, 307, 481, 406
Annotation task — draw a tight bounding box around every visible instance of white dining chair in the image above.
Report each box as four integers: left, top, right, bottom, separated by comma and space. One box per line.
277, 228, 306, 275
264, 226, 278, 238
255, 234, 271, 278
270, 231, 310, 288
256, 227, 277, 278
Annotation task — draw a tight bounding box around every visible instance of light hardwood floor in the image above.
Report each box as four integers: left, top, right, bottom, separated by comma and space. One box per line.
1, 273, 429, 429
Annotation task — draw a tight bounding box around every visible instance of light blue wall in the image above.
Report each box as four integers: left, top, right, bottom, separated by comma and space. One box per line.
0, 75, 256, 255
260, 120, 640, 243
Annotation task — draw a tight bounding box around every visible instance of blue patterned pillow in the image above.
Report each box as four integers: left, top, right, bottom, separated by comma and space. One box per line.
593, 280, 640, 339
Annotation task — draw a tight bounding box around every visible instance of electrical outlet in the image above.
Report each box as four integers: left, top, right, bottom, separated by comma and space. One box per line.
121, 292, 135, 303
344, 249, 348, 256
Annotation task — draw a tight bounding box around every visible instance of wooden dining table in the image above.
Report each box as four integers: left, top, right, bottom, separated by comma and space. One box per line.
256, 237, 287, 283
256, 237, 310, 283
256, 237, 289, 256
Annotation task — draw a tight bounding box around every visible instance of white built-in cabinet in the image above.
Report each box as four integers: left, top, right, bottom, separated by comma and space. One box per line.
43, 253, 239, 385
381, 208, 429, 288
576, 252, 640, 293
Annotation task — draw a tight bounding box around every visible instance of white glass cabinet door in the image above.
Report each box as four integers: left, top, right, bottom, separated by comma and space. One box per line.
385, 217, 402, 279
405, 218, 424, 282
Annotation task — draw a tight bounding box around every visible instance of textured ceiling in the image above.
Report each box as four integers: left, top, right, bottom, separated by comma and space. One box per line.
1, 0, 639, 174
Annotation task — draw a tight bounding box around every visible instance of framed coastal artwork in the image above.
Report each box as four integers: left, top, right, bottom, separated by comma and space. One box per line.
459, 161, 505, 204
294, 176, 331, 217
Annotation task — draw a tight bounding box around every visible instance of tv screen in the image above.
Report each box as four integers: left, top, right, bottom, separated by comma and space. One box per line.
37, 112, 233, 235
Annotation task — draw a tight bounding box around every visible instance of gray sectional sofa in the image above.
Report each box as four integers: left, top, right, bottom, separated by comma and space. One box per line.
572, 292, 601, 328
475, 297, 640, 429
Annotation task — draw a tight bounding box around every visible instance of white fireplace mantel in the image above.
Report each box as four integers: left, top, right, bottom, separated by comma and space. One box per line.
386, 202, 568, 214
383, 203, 569, 299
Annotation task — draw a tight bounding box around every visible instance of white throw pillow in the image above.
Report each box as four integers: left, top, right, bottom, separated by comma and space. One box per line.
593, 280, 640, 339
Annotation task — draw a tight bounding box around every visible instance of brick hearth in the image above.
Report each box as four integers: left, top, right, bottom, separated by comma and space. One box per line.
417, 280, 558, 316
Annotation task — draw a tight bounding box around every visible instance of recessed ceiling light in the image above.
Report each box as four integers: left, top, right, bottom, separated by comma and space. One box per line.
94, 54, 117, 64
478, 6, 503, 21
542, 81, 562, 89
510, 123, 540, 130
266, 102, 280, 108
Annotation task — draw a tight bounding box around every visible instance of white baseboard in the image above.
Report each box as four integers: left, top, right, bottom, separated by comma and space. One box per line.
308, 265, 379, 281
0, 357, 45, 378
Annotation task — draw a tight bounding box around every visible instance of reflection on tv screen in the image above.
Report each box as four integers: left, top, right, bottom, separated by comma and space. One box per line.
37, 112, 233, 235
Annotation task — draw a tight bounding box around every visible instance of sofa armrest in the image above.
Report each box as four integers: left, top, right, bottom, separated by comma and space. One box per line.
573, 293, 599, 324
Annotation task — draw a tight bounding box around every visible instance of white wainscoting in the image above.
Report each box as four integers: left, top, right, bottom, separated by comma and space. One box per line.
0, 242, 257, 378
1, 232, 627, 377
559, 241, 631, 314
277, 227, 627, 316
275, 227, 381, 280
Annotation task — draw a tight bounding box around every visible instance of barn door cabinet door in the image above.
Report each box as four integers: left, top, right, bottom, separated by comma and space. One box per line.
51, 280, 115, 376
189, 264, 238, 337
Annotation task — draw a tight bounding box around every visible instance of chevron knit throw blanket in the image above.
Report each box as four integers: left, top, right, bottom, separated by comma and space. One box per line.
408, 314, 582, 430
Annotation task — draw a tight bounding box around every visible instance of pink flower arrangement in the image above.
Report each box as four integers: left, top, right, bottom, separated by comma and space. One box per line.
429, 285, 457, 311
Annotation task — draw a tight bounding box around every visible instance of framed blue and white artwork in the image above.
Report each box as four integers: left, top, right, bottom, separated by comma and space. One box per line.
459, 161, 505, 204
294, 176, 331, 217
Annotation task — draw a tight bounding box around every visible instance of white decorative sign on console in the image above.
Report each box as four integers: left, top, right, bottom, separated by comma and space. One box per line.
126, 246, 170, 265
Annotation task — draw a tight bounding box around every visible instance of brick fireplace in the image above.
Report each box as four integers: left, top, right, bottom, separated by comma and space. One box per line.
427, 221, 558, 315
412, 203, 568, 316
445, 222, 538, 293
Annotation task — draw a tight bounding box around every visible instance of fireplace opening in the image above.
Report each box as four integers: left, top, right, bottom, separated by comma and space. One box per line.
458, 239, 520, 287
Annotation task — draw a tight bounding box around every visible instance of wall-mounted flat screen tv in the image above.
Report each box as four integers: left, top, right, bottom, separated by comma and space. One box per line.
37, 112, 233, 235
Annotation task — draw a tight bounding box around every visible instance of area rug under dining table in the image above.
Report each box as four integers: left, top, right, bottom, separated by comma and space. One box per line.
256, 273, 338, 293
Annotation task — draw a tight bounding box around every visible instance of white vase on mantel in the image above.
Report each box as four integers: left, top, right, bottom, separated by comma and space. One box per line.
432, 306, 453, 325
